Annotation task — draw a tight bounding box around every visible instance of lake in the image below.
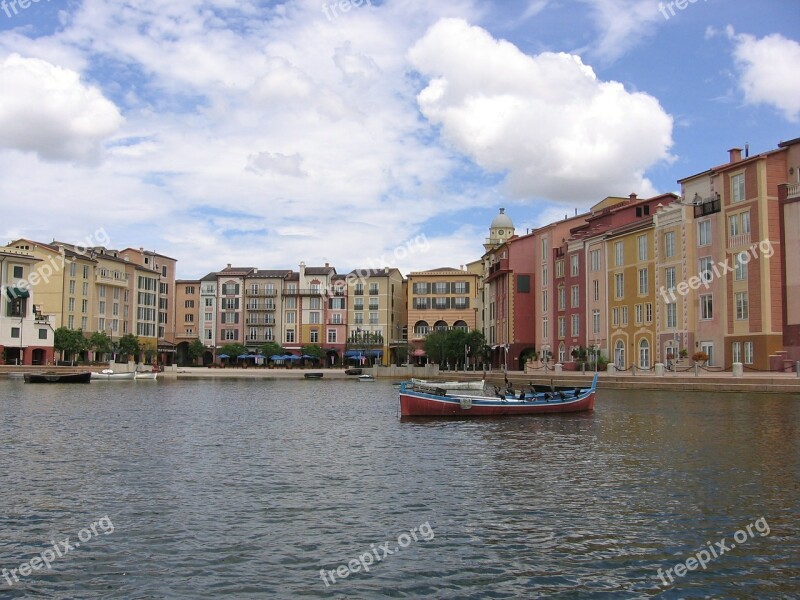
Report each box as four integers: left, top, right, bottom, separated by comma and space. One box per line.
0, 379, 798, 598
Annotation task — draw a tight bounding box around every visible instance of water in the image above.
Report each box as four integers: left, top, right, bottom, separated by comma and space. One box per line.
0, 379, 798, 599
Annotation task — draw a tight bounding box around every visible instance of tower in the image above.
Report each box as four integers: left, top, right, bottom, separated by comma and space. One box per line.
484, 208, 515, 251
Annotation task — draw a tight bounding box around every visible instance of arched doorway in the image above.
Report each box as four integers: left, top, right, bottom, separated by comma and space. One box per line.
558, 342, 566, 364
639, 339, 650, 369
518, 347, 536, 370
31, 349, 46, 365
176, 342, 191, 366
615, 340, 626, 369
202, 351, 214, 366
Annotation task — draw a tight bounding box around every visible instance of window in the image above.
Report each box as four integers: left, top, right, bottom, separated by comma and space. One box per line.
83, 265, 89, 278
612, 307, 619, 327
665, 267, 676, 291
571, 286, 579, 308
185, 314, 194, 323
68, 297, 75, 312
735, 292, 749, 320
517, 275, 530, 293
309, 297, 321, 310
69, 280, 76, 294
249, 327, 258, 341
590, 249, 601, 272
542, 291, 548, 312
286, 329, 295, 343
666, 303, 677, 328
354, 298, 364, 311
639, 339, 650, 369
413, 298, 429, 310
555, 260, 564, 278
571, 314, 579, 337
354, 313, 363, 324
205, 298, 213, 307
615, 273, 624, 299
328, 329, 337, 343
82, 282, 89, 296
615, 242, 624, 266
453, 297, 469, 309
645, 303, 652, 323
286, 311, 296, 324
354, 283, 364, 295
741, 211, 750, 234
434, 282, 447, 294
699, 257, 713, 282
621, 306, 628, 326
635, 304, 643, 325
732, 342, 741, 364
593, 280, 599, 302
331, 313, 342, 325
99, 301, 106, 314
186, 286, 196, 295
224, 329, 238, 341
13, 265, 23, 278
369, 299, 379, 310
735, 252, 748, 281
413, 282, 428, 295
414, 321, 429, 335
571, 255, 579, 276
541, 238, 548, 257
310, 330, 319, 343
732, 173, 745, 202
310, 312, 320, 324
558, 317, 566, 338
329, 297, 345, 310
369, 283, 379, 295
592, 310, 600, 334
638, 235, 648, 261
68, 315, 74, 329
638, 268, 648, 295
285, 297, 296, 309
700, 295, 713, 320
82, 299, 88, 314
265, 328, 274, 341
728, 214, 740, 237
223, 298, 239, 310
69, 263, 76, 277
185, 300, 195, 308
558, 286, 566, 310
369, 312, 378, 324
744, 341, 754, 365
542, 317, 548, 338
541, 265, 548, 287
664, 232, 675, 258
698, 220, 711, 246
39, 329, 48, 340
454, 282, 468, 294
205, 329, 213, 340
205, 312, 212, 321
11, 327, 20, 338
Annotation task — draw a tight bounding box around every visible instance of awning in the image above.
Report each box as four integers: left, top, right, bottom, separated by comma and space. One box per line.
412, 349, 427, 357
6, 287, 29, 299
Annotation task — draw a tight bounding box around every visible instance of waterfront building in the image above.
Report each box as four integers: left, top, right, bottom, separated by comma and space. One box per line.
199, 273, 218, 363
282, 263, 337, 355
0, 248, 55, 365
345, 267, 405, 366
174, 279, 201, 364
779, 139, 800, 363
407, 267, 479, 364
244, 269, 290, 352
215, 265, 254, 348
325, 274, 348, 365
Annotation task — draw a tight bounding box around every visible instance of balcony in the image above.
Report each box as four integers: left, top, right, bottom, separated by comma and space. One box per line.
694, 197, 721, 218
246, 289, 278, 297
247, 303, 276, 311
788, 182, 800, 200
282, 288, 323, 296
728, 232, 752, 248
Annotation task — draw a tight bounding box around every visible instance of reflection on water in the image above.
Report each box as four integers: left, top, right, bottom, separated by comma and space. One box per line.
0, 381, 797, 598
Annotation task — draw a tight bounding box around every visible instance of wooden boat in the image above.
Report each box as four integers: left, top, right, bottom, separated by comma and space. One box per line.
399, 374, 598, 417
411, 378, 485, 390
24, 372, 92, 384
304, 372, 324, 379
358, 374, 375, 382
91, 370, 136, 381
345, 368, 363, 375
134, 370, 158, 380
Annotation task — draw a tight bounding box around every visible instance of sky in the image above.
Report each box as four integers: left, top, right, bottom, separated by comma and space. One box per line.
0, 0, 798, 279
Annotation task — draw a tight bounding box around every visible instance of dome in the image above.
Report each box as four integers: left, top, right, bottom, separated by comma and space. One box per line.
491, 208, 514, 230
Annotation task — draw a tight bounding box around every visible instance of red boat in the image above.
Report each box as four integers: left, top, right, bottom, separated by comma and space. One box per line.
399, 374, 597, 417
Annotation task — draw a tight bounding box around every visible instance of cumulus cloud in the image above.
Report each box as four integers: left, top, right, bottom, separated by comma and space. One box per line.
0, 54, 123, 163
247, 152, 307, 177
581, 0, 663, 63
727, 27, 800, 122
408, 18, 673, 203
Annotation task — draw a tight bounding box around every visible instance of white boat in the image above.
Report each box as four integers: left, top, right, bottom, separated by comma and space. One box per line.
134, 370, 158, 380
91, 370, 136, 381
358, 374, 375, 382
410, 378, 484, 391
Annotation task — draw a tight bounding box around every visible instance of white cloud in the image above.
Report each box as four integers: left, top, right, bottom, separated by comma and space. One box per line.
0, 54, 123, 163
728, 27, 800, 122
580, 0, 663, 63
247, 152, 307, 177
408, 18, 673, 203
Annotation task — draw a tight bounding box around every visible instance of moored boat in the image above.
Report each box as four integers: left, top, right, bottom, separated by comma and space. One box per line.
345, 368, 363, 375
304, 372, 324, 379
91, 370, 136, 381
24, 372, 92, 384
410, 378, 485, 390
134, 370, 158, 380
358, 374, 375, 382
399, 374, 598, 417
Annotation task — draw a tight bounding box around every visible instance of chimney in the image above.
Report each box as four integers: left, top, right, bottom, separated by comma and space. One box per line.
325, 262, 329, 267
629, 193, 638, 202
745, 143, 749, 158
729, 148, 742, 163
227, 263, 231, 269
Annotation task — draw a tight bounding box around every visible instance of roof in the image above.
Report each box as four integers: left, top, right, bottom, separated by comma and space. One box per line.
304, 266, 336, 275
200, 272, 217, 282
217, 267, 257, 276
251, 269, 292, 278
120, 247, 178, 262
490, 207, 514, 229
347, 268, 401, 277
11, 239, 98, 262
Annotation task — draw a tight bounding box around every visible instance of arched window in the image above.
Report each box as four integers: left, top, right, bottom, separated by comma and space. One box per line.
414, 321, 429, 335
453, 320, 468, 331
615, 340, 626, 369
639, 339, 650, 369
558, 342, 566, 363
434, 320, 448, 331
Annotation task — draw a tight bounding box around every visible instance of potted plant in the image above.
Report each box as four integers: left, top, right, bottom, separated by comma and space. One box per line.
692, 351, 709, 366
679, 349, 688, 360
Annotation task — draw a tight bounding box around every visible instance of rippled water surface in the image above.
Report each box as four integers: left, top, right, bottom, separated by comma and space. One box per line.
1, 379, 798, 599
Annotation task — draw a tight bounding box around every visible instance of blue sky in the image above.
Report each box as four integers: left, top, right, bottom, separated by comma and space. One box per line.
0, 0, 798, 278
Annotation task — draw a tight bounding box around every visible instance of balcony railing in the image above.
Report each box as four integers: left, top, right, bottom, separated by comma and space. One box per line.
246, 289, 278, 297
247, 303, 276, 311
787, 182, 800, 200
694, 197, 721, 218
728, 232, 752, 248
282, 288, 323, 296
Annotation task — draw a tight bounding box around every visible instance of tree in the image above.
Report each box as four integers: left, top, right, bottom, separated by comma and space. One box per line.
54, 327, 88, 365
219, 343, 248, 360
89, 331, 113, 360
301, 344, 325, 363
260, 341, 286, 359
188, 339, 206, 365
118, 334, 141, 362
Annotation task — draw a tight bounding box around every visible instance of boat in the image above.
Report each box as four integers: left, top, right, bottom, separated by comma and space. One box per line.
134, 370, 158, 380
399, 374, 598, 417
24, 372, 92, 384
345, 368, 363, 375
91, 370, 136, 381
304, 372, 324, 379
358, 374, 375, 382
410, 378, 485, 390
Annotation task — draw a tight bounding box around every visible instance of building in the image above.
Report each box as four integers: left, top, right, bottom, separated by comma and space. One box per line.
345, 268, 405, 366
0, 248, 55, 365
407, 267, 479, 364
174, 279, 201, 364
779, 140, 800, 363
199, 273, 218, 363
215, 265, 254, 348
243, 269, 290, 352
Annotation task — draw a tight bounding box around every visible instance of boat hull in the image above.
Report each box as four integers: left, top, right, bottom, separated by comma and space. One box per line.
411, 378, 484, 390
134, 371, 158, 380
91, 371, 136, 381
399, 375, 598, 417
24, 372, 92, 384
304, 373, 324, 379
